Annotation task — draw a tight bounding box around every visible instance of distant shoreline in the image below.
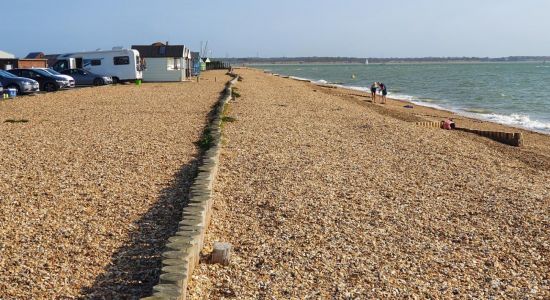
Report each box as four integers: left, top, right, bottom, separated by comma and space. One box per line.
217, 56, 550, 65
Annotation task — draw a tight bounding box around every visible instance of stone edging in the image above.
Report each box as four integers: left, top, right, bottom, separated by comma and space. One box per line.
141, 75, 239, 300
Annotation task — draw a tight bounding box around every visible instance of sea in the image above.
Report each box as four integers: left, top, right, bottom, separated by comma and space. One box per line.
253, 63, 550, 134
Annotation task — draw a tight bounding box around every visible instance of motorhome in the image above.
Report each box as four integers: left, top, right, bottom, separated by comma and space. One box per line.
51, 48, 143, 83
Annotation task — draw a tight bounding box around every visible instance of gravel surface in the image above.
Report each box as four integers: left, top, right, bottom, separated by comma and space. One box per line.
0, 70, 229, 299
189, 69, 549, 299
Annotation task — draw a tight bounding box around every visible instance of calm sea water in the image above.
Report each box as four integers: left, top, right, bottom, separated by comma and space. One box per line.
253, 63, 550, 133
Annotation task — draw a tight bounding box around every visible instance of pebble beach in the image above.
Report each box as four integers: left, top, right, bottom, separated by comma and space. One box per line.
189, 68, 549, 299
0, 67, 548, 299
0, 70, 229, 299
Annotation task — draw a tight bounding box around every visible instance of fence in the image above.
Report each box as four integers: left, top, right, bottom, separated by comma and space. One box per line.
205, 61, 231, 70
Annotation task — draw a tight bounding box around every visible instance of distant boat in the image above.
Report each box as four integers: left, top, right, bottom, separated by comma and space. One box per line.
365, 59, 369, 65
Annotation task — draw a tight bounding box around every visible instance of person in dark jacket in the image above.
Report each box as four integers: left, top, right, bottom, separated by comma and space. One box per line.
379, 82, 387, 104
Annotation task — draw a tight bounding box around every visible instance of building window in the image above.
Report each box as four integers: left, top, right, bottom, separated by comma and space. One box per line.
167, 58, 174, 70
167, 58, 183, 70
91, 59, 101, 66
114, 56, 130, 65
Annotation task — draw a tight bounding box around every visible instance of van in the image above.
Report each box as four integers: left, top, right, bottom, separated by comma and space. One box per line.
52, 48, 143, 83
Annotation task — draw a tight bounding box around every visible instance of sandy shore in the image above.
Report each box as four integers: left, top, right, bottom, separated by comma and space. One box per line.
0, 70, 229, 299
189, 68, 549, 299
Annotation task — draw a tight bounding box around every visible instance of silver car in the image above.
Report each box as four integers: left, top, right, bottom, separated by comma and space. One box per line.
0, 69, 40, 95
61, 69, 113, 86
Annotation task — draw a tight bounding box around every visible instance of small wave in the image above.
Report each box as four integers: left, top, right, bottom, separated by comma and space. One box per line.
289, 76, 312, 82
385, 92, 450, 111
388, 92, 415, 102
410, 100, 449, 111
339, 85, 370, 93
464, 108, 493, 114
479, 113, 550, 132
417, 97, 437, 102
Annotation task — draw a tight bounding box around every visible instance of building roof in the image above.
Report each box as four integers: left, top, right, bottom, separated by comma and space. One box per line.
131, 45, 186, 58
25, 52, 45, 59
0, 50, 15, 59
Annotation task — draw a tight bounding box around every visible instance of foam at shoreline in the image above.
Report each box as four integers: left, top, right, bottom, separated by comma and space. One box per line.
478, 113, 550, 132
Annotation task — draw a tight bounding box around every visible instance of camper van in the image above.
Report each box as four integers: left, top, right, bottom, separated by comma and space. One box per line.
52, 49, 143, 83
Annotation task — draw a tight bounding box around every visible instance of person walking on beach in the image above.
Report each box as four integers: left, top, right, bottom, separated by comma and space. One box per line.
379, 82, 388, 104
370, 82, 378, 103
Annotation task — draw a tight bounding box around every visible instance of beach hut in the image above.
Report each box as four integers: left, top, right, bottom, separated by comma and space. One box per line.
191, 52, 201, 76
184, 48, 192, 78
131, 42, 190, 82
200, 57, 210, 71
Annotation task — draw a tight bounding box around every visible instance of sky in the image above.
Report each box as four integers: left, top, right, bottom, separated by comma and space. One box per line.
4, 0, 550, 58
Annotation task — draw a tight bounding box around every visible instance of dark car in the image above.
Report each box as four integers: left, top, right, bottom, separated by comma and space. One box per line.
37, 68, 76, 88
0, 69, 40, 95
8, 68, 72, 92
61, 69, 113, 86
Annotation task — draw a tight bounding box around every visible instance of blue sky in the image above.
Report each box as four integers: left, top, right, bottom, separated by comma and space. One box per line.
4, 0, 550, 58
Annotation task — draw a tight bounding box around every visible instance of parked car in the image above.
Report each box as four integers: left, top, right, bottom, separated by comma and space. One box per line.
0, 69, 40, 95
8, 68, 72, 92
37, 68, 75, 87
60, 69, 113, 86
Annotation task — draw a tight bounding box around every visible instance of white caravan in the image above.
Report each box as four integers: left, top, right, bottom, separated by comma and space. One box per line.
52, 48, 143, 83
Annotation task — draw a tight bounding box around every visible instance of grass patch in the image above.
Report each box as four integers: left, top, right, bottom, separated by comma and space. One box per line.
221, 104, 237, 130
222, 102, 232, 115
5, 119, 29, 123
222, 116, 237, 123
196, 127, 213, 151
